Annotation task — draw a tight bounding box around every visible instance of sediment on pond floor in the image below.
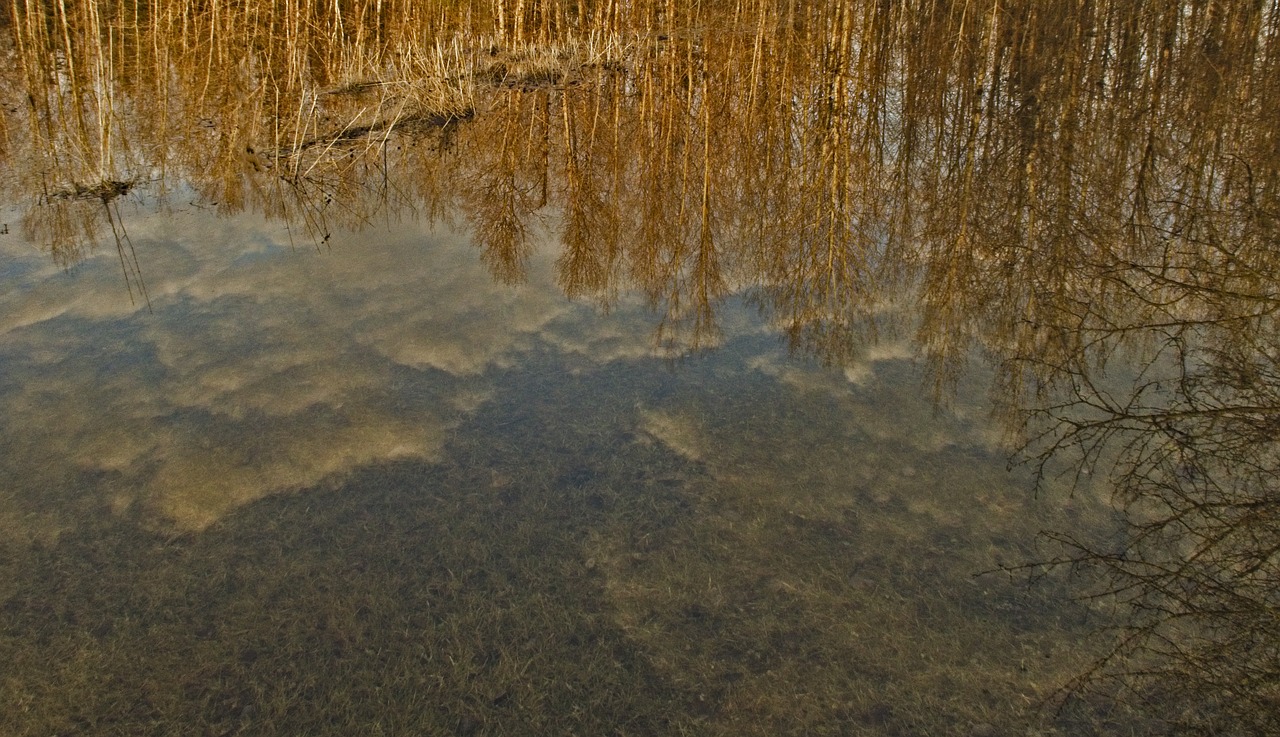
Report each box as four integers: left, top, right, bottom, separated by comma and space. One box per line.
0, 341, 1130, 736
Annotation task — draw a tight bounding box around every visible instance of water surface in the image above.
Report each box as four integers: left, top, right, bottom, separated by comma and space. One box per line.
1, 198, 1110, 734
2, 2, 1278, 734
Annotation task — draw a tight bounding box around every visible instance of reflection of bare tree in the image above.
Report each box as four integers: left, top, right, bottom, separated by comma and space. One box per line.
1000, 159, 1280, 731
555, 75, 624, 304
1013, 318, 1280, 733
918, 8, 1280, 727
457, 91, 546, 284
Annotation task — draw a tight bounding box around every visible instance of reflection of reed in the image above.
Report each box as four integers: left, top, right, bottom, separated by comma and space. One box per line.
4, 0, 1276, 357
3, 0, 1275, 370
458, 89, 545, 284
8, 2, 1273, 328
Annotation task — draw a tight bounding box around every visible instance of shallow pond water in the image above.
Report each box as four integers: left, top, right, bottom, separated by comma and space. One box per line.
2, 1, 1277, 734
0, 202, 1115, 735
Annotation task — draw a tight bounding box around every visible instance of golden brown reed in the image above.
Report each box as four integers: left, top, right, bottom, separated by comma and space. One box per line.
6, 1, 1275, 334
5, 0, 1278, 418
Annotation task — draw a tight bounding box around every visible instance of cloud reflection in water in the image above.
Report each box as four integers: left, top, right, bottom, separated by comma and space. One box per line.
0, 212, 589, 533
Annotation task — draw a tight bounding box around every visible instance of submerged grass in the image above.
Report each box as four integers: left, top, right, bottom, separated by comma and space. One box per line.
0, 337, 1130, 735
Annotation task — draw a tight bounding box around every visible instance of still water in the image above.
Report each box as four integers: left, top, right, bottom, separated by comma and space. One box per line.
0, 198, 1104, 735
2, 0, 1278, 734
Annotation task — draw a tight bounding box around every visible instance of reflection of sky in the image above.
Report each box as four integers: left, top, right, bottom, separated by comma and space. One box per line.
0, 201, 1008, 539
0, 208, 587, 533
